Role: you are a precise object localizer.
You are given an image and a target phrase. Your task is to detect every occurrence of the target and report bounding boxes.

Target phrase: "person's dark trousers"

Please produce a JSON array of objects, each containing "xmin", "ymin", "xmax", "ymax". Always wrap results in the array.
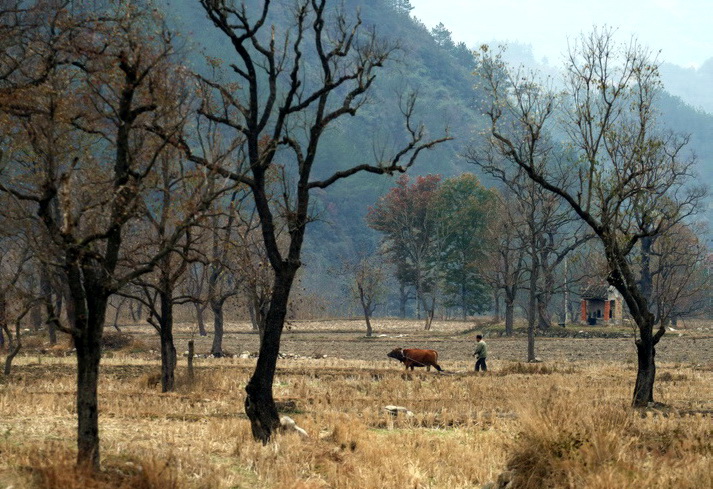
[{"xmin": 475, "ymin": 358, "xmax": 487, "ymax": 372}]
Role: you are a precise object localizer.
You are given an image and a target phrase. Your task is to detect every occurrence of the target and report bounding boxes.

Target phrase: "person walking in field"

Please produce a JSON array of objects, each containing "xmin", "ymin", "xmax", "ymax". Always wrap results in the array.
[{"xmin": 473, "ymin": 334, "xmax": 488, "ymax": 372}]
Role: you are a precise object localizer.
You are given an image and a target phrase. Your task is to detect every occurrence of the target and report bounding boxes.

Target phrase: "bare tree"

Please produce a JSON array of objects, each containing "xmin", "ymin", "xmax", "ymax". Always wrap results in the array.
[
  {"xmin": 185, "ymin": 0, "xmax": 449, "ymax": 442},
  {"xmin": 122, "ymin": 152, "xmax": 219, "ymax": 392},
  {"xmin": 0, "ymin": 2, "xmax": 213, "ymax": 468},
  {"xmin": 647, "ymin": 223, "xmax": 711, "ymax": 327},
  {"xmin": 337, "ymin": 252, "xmax": 387, "ymax": 337},
  {"xmin": 483, "ymin": 193, "xmax": 527, "ymax": 336},
  {"xmin": 477, "ymin": 30, "xmax": 706, "ymax": 406}
]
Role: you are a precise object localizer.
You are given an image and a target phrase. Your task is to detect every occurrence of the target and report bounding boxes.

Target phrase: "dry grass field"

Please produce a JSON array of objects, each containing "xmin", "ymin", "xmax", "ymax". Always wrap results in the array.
[{"xmin": 0, "ymin": 318, "xmax": 711, "ymax": 488}]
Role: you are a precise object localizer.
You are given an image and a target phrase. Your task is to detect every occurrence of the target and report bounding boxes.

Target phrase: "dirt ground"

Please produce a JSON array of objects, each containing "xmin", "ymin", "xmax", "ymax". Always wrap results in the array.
[
  {"xmin": 119, "ymin": 318, "xmax": 713, "ymax": 370},
  {"xmin": 2, "ymin": 318, "xmax": 711, "ymax": 489}
]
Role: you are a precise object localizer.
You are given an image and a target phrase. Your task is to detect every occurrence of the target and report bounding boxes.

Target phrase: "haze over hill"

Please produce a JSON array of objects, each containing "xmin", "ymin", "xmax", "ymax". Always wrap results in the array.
[{"xmin": 164, "ymin": 0, "xmax": 712, "ymax": 312}]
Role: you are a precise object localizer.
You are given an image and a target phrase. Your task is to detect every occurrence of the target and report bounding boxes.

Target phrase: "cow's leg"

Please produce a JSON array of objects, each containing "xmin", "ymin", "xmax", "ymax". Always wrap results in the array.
[{"xmin": 426, "ymin": 365, "xmax": 431, "ymax": 371}]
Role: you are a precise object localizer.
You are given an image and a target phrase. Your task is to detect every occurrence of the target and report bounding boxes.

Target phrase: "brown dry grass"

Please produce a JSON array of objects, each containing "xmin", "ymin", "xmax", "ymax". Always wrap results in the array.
[{"xmin": 0, "ymin": 319, "xmax": 711, "ymax": 488}]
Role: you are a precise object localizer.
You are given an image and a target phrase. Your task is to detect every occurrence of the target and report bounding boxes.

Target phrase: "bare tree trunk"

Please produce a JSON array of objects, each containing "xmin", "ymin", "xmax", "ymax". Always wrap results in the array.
[
  {"xmin": 399, "ymin": 284, "xmax": 409, "ymax": 318},
  {"xmin": 493, "ymin": 289, "xmax": 501, "ymax": 322},
  {"xmin": 363, "ymin": 309, "xmax": 373, "ymax": 337},
  {"xmin": 358, "ymin": 284, "xmax": 373, "ymax": 337},
  {"xmin": 159, "ymin": 291, "xmax": 176, "ymax": 392},
  {"xmin": 194, "ymin": 302, "xmax": 207, "ymax": 336},
  {"xmin": 527, "ymin": 239, "xmax": 538, "ymax": 362},
  {"xmin": 505, "ymin": 297, "xmax": 515, "ymax": 336},
  {"xmin": 248, "ymin": 301, "xmax": 259, "ymax": 331},
  {"xmin": 0, "ymin": 292, "xmax": 6, "ymax": 350},
  {"xmin": 75, "ymin": 332, "xmax": 102, "ymax": 470},
  {"xmin": 3, "ymin": 341, "xmax": 20, "ymax": 375},
  {"xmin": 634, "ymin": 332, "xmax": 656, "ymax": 406},
  {"xmin": 3, "ymin": 312, "xmax": 25, "ymax": 375},
  {"xmin": 423, "ymin": 297, "xmax": 436, "ymax": 330},
  {"xmin": 537, "ymin": 296, "xmax": 551, "ymax": 330},
  {"xmin": 244, "ymin": 270, "xmax": 294, "ymax": 442},
  {"xmin": 210, "ymin": 299, "xmax": 225, "ymax": 357},
  {"xmin": 187, "ymin": 340, "xmax": 195, "ymax": 380},
  {"xmin": 112, "ymin": 298, "xmax": 123, "ymax": 332},
  {"xmin": 3, "ymin": 309, "xmax": 26, "ymax": 376},
  {"xmin": 72, "ymin": 289, "xmax": 106, "ymax": 471}
]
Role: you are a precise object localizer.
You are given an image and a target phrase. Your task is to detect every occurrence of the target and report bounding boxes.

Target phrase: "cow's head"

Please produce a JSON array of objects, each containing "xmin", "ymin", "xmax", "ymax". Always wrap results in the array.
[{"xmin": 387, "ymin": 347, "xmax": 404, "ymax": 361}]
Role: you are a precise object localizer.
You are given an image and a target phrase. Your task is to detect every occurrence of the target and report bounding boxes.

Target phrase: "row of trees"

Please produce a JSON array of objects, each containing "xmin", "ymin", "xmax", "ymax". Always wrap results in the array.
[
  {"xmin": 474, "ymin": 31, "xmax": 710, "ymax": 406},
  {"xmin": 0, "ymin": 0, "xmax": 448, "ymax": 469}
]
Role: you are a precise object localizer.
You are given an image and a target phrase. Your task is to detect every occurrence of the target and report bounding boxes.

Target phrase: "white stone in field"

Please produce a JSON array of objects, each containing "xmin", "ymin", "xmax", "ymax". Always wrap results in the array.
[
  {"xmin": 280, "ymin": 415, "xmax": 308, "ymax": 438},
  {"xmin": 384, "ymin": 405, "xmax": 414, "ymax": 417}
]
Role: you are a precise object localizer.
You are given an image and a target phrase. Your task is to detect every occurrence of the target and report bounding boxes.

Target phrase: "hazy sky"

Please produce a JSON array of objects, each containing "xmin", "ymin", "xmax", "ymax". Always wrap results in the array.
[{"xmin": 410, "ymin": 0, "xmax": 712, "ymax": 68}]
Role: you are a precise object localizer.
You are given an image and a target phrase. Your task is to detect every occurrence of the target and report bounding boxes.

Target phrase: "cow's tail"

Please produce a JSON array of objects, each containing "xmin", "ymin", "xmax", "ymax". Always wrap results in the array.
[{"xmin": 432, "ymin": 351, "xmax": 443, "ymax": 372}]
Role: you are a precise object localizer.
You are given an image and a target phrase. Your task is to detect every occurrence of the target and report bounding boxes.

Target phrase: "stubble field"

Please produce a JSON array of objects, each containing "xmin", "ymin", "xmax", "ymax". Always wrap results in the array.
[{"xmin": 0, "ymin": 318, "xmax": 711, "ymax": 488}]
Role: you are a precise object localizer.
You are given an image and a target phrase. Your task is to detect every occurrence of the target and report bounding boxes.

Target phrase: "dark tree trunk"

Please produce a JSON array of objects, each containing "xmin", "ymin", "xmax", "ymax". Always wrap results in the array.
[
  {"xmin": 3, "ymin": 312, "xmax": 22, "ymax": 375},
  {"xmin": 505, "ymin": 297, "xmax": 514, "ymax": 336},
  {"xmin": 423, "ymin": 297, "xmax": 436, "ymax": 330},
  {"xmin": 48, "ymin": 313, "xmax": 57, "ymax": 345},
  {"xmin": 363, "ymin": 312, "xmax": 373, "ymax": 337},
  {"xmin": 398, "ymin": 284, "xmax": 408, "ymax": 318},
  {"xmin": 493, "ymin": 289, "xmax": 501, "ymax": 322},
  {"xmin": 527, "ymin": 240, "xmax": 538, "ymax": 362},
  {"xmin": 30, "ymin": 302, "xmax": 42, "ymax": 331},
  {"xmin": 210, "ymin": 299, "xmax": 225, "ymax": 357},
  {"xmin": 3, "ymin": 339, "xmax": 20, "ymax": 375},
  {"xmin": 112, "ymin": 299, "xmax": 123, "ymax": 332},
  {"xmin": 194, "ymin": 302, "xmax": 207, "ymax": 336},
  {"xmin": 461, "ymin": 278, "xmax": 467, "ymax": 321},
  {"xmin": 75, "ymin": 332, "xmax": 102, "ymax": 470},
  {"xmin": 358, "ymin": 284, "xmax": 373, "ymax": 337},
  {"xmin": 537, "ymin": 295, "xmax": 551, "ymax": 330},
  {"xmin": 634, "ymin": 333, "xmax": 656, "ymax": 406},
  {"xmin": 129, "ymin": 300, "xmax": 137, "ymax": 322},
  {"xmin": 159, "ymin": 291, "xmax": 176, "ymax": 393},
  {"xmin": 0, "ymin": 292, "xmax": 6, "ymax": 349},
  {"xmin": 248, "ymin": 302, "xmax": 259, "ymax": 331},
  {"xmin": 629, "ymin": 236, "xmax": 658, "ymax": 406},
  {"xmin": 187, "ymin": 340, "xmax": 195, "ymax": 380},
  {"xmin": 73, "ymin": 292, "xmax": 106, "ymax": 471},
  {"xmin": 244, "ymin": 269, "xmax": 294, "ymax": 443}
]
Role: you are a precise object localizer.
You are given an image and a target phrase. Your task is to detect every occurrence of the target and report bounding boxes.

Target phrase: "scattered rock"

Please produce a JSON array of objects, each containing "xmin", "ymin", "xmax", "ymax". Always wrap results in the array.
[
  {"xmin": 280, "ymin": 415, "xmax": 308, "ymax": 438},
  {"xmin": 384, "ymin": 405, "xmax": 414, "ymax": 417}
]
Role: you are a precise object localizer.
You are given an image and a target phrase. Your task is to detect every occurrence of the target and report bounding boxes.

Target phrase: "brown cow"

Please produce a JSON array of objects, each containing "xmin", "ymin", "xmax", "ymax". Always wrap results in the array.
[{"xmin": 387, "ymin": 347, "xmax": 443, "ymax": 372}]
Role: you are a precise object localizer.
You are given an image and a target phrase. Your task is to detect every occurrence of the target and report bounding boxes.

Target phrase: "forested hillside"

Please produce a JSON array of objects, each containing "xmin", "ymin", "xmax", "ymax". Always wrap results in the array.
[{"xmin": 164, "ymin": 0, "xmax": 712, "ymax": 315}]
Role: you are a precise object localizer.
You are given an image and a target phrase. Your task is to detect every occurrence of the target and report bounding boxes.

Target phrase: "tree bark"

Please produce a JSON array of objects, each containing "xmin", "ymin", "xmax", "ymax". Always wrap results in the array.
[
  {"xmin": 634, "ymin": 334, "xmax": 656, "ymax": 406},
  {"xmin": 358, "ymin": 284, "xmax": 373, "ymax": 337},
  {"xmin": 398, "ymin": 284, "xmax": 408, "ymax": 318},
  {"xmin": 493, "ymin": 289, "xmax": 501, "ymax": 322},
  {"xmin": 187, "ymin": 340, "xmax": 195, "ymax": 380},
  {"xmin": 244, "ymin": 270, "xmax": 294, "ymax": 443},
  {"xmin": 210, "ymin": 299, "xmax": 225, "ymax": 357},
  {"xmin": 75, "ymin": 333, "xmax": 102, "ymax": 470},
  {"xmin": 0, "ymin": 292, "xmax": 6, "ymax": 350},
  {"xmin": 194, "ymin": 302, "xmax": 207, "ymax": 336},
  {"xmin": 504, "ymin": 296, "xmax": 514, "ymax": 336},
  {"xmin": 527, "ymin": 237, "xmax": 538, "ymax": 362},
  {"xmin": 3, "ymin": 315, "xmax": 21, "ymax": 376},
  {"xmin": 73, "ymin": 291, "xmax": 106, "ymax": 471},
  {"xmin": 159, "ymin": 291, "xmax": 176, "ymax": 392}
]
